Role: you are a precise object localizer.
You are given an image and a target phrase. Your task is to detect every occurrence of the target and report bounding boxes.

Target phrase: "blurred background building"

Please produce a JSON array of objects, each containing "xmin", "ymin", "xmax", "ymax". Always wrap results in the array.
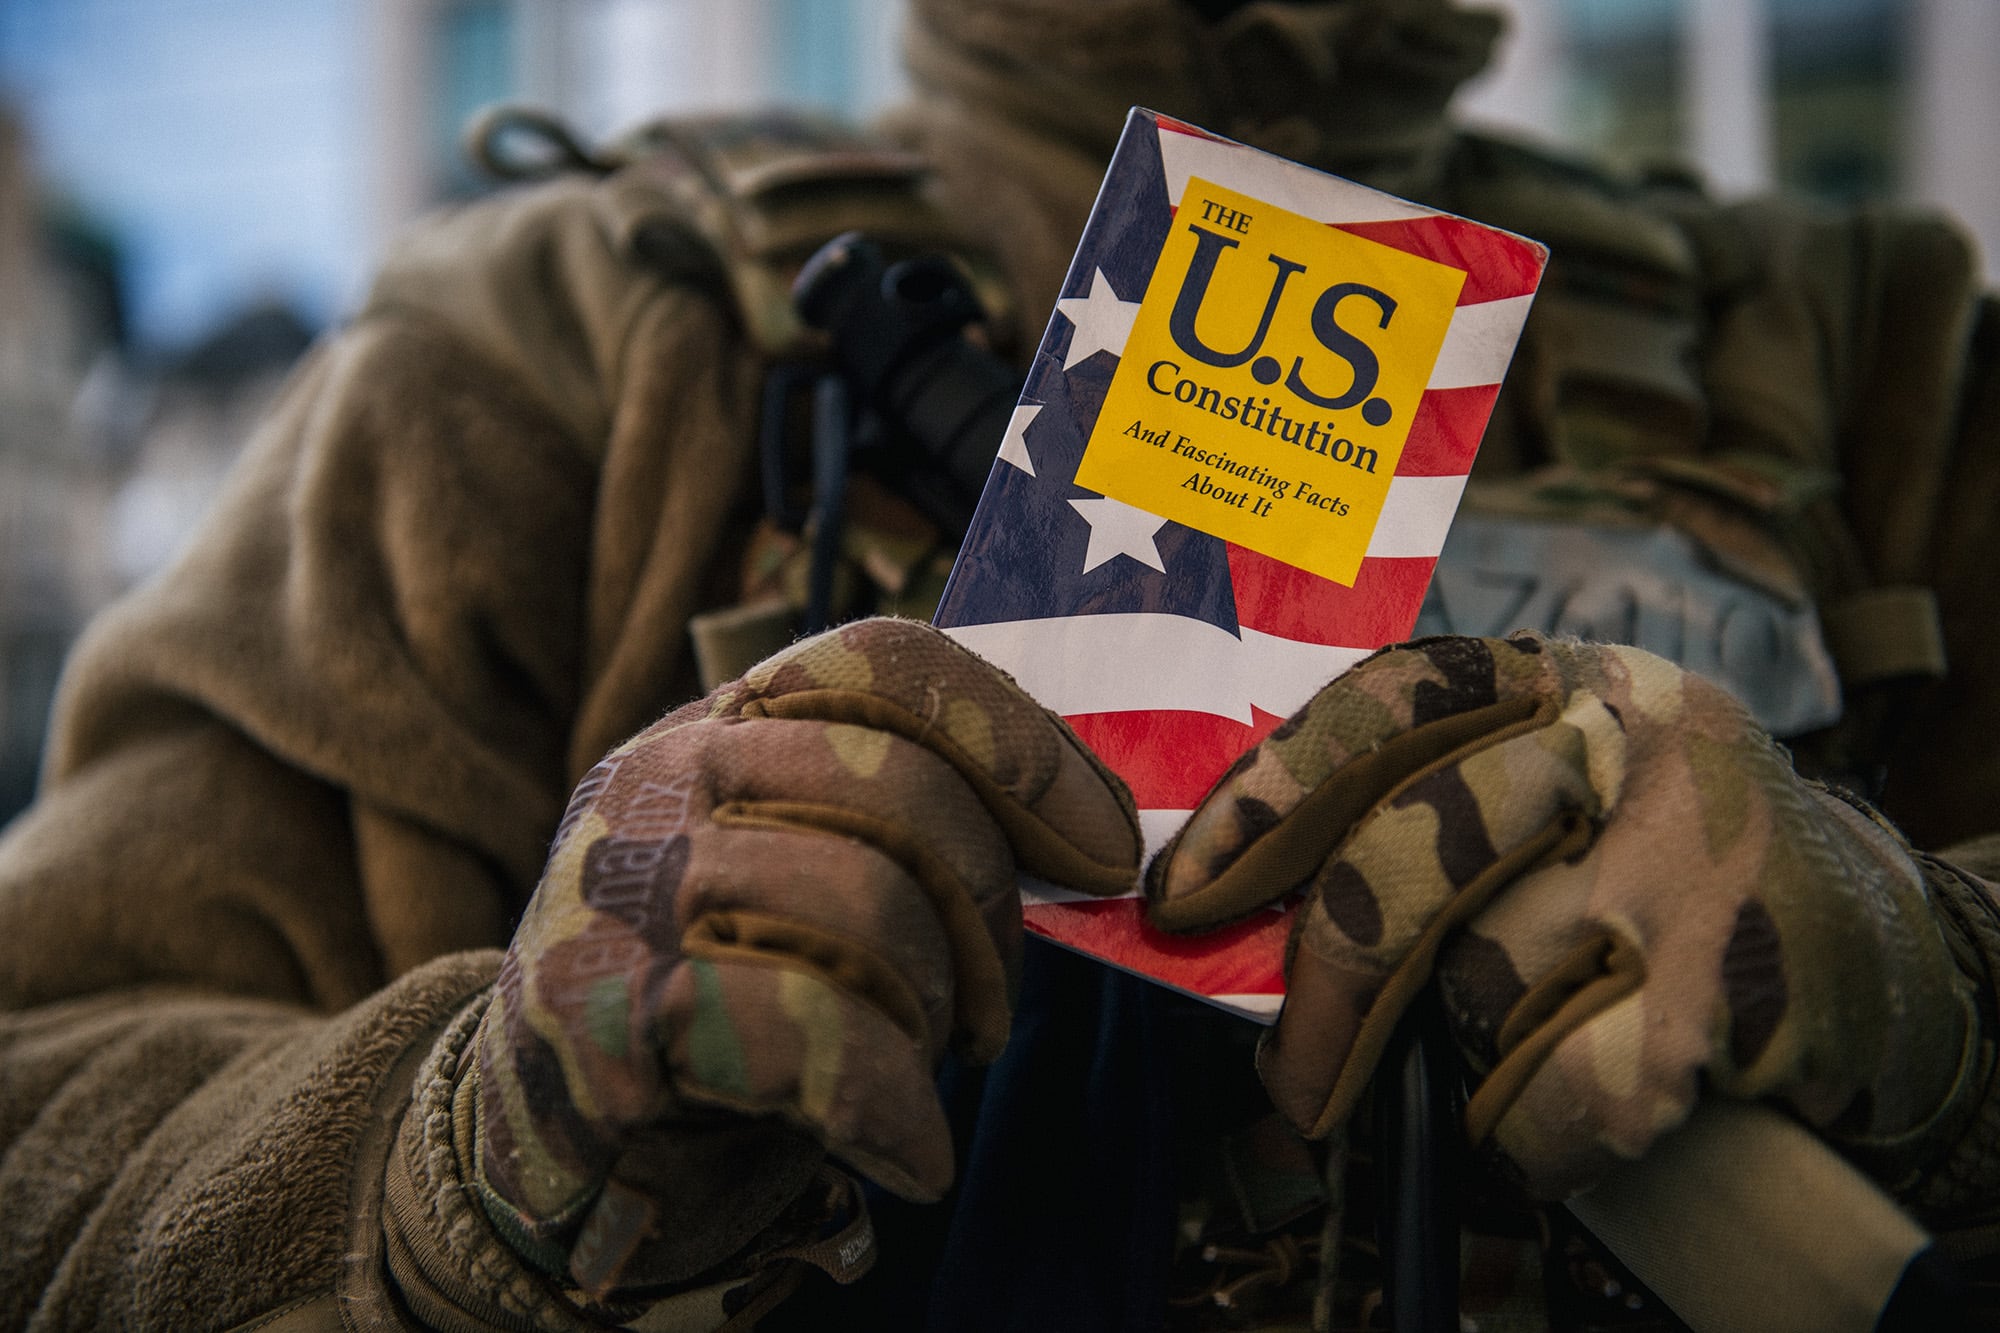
[{"xmin": 0, "ymin": 0, "xmax": 1994, "ymax": 822}]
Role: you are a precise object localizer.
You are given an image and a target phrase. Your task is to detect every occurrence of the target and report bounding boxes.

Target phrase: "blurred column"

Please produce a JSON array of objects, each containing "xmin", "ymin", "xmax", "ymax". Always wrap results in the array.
[
  {"xmin": 849, "ymin": 0, "xmax": 910, "ymax": 119},
  {"xmin": 596, "ymin": 0, "xmax": 781, "ymax": 125},
  {"xmin": 586, "ymin": 0, "xmax": 678, "ymax": 132},
  {"xmin": 1682, "ymin": 0, "xmax": 1772, "ymax": 198},
  {"xmin": 561, "ymin": 0, "xmax": 911, "ymax": 136},
  {"xmin": 514, "ymin": 0, "xmax": 579, "ymax": 115},
  {"xmin": 363, "ymin": 0, "xmax": 439, "ymax": 262},
  {"xmin": 695, "ymin": 0, "xmax": 786, "ymax": 109},
  {"xmin": 1453, "ymin": 0, "xmax": 1574, "ymax": 148},
  {"xmin": 1906, "ymin": 0, "xmax": 2000, "ymax": 284}
]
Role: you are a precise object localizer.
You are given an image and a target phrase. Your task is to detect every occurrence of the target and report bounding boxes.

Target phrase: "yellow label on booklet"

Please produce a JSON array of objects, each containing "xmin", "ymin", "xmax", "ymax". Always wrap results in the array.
[{"xmin": 1073, "ymin": 178, "xmax": 1466, "ymax": 585}]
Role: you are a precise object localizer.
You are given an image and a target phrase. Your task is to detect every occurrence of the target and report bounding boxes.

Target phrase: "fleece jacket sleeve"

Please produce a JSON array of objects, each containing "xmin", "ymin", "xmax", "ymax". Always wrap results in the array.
[{"xmin": 0, "ymin": 165, "xmax": 773, "ymax": 1330}]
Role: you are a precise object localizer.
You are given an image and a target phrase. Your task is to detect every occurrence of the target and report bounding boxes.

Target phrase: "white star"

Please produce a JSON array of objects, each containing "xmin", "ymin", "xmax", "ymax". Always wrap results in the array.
[
  {"xmin": 1068, "ymin": 496, "xmax": 1168, "ymax": 574},
  {"xmin": 997, "ymin": 403, "xmax": 1040, "ymax": 475},
  {"xmin": 1055, "ymin": 269, "xmax": 1142, "ymax": 370}
]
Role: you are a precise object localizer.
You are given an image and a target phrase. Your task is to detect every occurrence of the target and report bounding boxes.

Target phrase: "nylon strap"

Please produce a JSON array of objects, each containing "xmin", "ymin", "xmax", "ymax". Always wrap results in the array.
[
  {"xmin": 611, "ymin": 113, "xmax": 1009, "ymax": 358},
  {"xmin": 223, "ymin": 1295, "xmax": 343, "ymax": 1333},
  {"xmin": 690, "ymin": 601, "xmax": 799, "ymax": 692},
  {"xmin": 1821, "ymin": 585, "xmax": 1949, "ymax": 685},
  {"xmin": 1569, "ymin": 1100, "xmax": 1926, "ymax": 1333}
]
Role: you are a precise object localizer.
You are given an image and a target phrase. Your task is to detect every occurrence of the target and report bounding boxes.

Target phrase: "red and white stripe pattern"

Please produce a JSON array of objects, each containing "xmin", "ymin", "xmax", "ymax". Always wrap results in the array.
[{"xmin": 944, "ymin": 116, "xmax": 1546, "ymax": 1022}]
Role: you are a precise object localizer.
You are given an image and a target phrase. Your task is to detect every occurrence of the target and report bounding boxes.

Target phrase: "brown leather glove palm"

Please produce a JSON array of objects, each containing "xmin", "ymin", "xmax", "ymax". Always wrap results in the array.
[
  {"xmin": 470, "ymin": 618, "xmax": 1139, "ymax": 1294},
  {"xmin": 1149, "ymin": 633, "xmax": 1995, "ymax": 1205}
]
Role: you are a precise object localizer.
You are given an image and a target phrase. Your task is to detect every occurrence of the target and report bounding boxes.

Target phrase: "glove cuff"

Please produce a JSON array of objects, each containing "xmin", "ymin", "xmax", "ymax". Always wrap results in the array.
[
  {"xmin": 398, "ymin": 989, "xmax": 872, "ymax": 1328},
  {"xmin": 1896, "ymin": 853, "xmax": 2000, "ymax": 1226},
  {"xmin": 389, "ymin": 991, "xmax": 606, "ymax": 1330}
]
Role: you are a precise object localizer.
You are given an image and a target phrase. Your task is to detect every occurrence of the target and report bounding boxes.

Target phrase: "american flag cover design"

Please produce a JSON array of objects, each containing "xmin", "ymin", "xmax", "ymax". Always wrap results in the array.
[{"xmin": 934, "ymin": 109, "xmax": 1548, "ymax": 1022}]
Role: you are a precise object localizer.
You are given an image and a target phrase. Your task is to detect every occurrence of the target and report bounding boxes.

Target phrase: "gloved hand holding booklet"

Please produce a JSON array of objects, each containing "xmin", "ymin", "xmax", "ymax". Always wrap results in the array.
[{"xmin": 934, "ymin": 107, "xmax": 1547, "ymax": 1020}]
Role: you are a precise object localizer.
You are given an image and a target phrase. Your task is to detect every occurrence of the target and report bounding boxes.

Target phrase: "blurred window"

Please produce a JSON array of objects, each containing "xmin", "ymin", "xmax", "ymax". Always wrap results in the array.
[
  {"xmin": 1549, "ymin": 0, "xmax": 1907, "ymax": 211},
  {"xmin": 436, "ymin": 1, "xmax": 517, "ymax": 199},
  {"xmin": 1771, "ymin": 0, "xmax": 1901, "ymax": 206},
  {"xmin": 774, "ymin": 0, "xmax": 858, "ymax": 112},
  {"xmin": 1559, "ymin": 0, "xmax": 1684, "ymax": 176}
]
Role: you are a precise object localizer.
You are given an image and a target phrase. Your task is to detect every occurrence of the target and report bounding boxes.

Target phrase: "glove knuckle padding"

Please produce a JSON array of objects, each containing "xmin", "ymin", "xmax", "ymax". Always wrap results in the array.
[
  {"xmin": 673, "ymin": 820, "xmax": 961, "ymax": 1056},
  {"xmin": 659, "ymin": 712, "xmax": 1013, "ymax": 997},
  {"xmin": 719, "ymin": 617, "xmax": 1140, "ymax": 890},
  {"xmin": 1149, "ymin": 635, "xmax": 1568, "ymax": 931},
  {"xmin": 474, "ymin": 618, "xmax": 1143, "ymax": 1278},
  {"xmin": 654, "ymin": 961, "xmax": 954, "ymax": 1201},
  {"xmin": 1154, "ymin": 632, "xmax": 1979, "ymax": 1201},
  {"xmin": 1459, "ymin": 672, "xmax": 1970, "ymax": 1199},
  {"xmin": 1259, "ymin": 655, "xmax": 1615, "ymax": 1138}
]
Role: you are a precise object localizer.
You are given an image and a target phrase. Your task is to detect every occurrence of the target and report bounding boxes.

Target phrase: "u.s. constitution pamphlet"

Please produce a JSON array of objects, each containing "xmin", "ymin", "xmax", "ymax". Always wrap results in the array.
[{"xmin": 935, "ymin": 108, "xmax": 1547, "ymax": 1021}]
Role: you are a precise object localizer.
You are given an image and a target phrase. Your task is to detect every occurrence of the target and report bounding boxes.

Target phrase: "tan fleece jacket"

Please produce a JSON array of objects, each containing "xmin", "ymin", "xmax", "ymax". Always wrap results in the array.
[{"xmin": 0, "ymin": 165, "xmax": 768, "ymax": 1329}]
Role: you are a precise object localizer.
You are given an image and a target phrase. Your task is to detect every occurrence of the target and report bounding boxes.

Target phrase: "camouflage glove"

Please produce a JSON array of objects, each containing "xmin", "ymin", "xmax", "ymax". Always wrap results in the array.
[
  {"xmin": 471, "ymin": 618, "xmax": 1139, "ymax": 1293},
  {"xmin": 1148, "ymin": 632, "xmax": 1988, "ymax": 1202}
]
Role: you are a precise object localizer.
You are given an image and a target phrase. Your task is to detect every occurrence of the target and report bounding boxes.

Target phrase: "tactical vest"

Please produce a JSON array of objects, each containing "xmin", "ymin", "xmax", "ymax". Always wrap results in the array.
[{"xmin": 1425, "ymin": 133, "xmax": 1988, "ymax": 799}]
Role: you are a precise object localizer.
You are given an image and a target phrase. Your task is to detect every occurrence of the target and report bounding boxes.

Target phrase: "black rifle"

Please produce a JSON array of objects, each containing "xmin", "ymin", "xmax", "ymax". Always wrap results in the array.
[{"xmin": 782, "ymin": 232, "xmax": 1022, "ymax": 630}]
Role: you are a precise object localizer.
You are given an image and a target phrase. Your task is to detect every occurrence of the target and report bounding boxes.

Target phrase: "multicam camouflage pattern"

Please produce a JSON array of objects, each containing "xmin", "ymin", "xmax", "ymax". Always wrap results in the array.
[
  {"xmin": 474, "ymin": 617, "xmax": 1138, "ymax": 1290},
  {"xmin": 1148, "ymin": 633, "xmax": 1980, "ymax": 1202}
]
